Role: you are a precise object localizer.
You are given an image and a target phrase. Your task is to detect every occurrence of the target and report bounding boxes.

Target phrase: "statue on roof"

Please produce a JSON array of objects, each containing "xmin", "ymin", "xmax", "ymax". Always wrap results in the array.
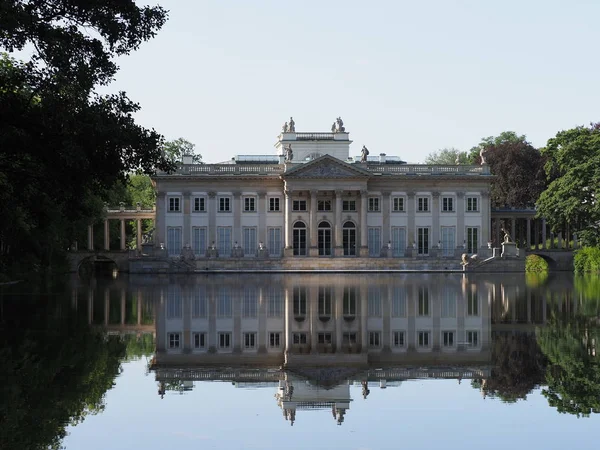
[
  {"xmin": 284, "ymin": 144, "xmax": 293, "ymax": 162},
  {"xmin": 332, "ymin": 117, "xmax": 345, "ymax": 133},
  {"xmin": 282, "ymin": 121, "xmax": 288, "ymax": 133},
  {"xmin": 288, "ymin": 117, "xmax": 295, "ymax": 132},
  {"xmin": 360, "ymin": 145, "xmax": 369, "ymax": 162}
]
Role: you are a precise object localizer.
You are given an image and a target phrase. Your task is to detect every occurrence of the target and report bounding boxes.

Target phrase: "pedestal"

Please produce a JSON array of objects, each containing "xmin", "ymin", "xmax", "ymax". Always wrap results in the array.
[{"xmin": 501, "ymin": 242, "xmax": 518, "ymax": 258}]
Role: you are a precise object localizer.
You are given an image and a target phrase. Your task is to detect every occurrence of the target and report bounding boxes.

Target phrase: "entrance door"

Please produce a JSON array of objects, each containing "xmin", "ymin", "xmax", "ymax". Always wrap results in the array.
[
  {"xmin": 318, "ymin": 221, "xmax": 332, "ymax": 256},
  {"xmin": 441, "ymin": 226, "xmax": 455, "ymax": 257},
  {"xmin": 342, "ymin": 221, "xmax": 356, "ymax": 256},
  {"xmin": 417, "ymin": 227, "xmax": 430, "ymax": 255},
  {"xmin": 293, "ymin": 221, "xmax": 307, "ymax": 256}
]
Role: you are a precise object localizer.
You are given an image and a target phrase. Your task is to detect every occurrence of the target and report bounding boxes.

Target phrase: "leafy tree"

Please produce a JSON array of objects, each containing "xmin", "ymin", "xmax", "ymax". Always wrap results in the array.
[
  {"xmin": 0, "ymin": 2, "xmax": 174, "ymax": 275},
  {"xmin": 536, "ymin": 123, "xmax": 600, "ymax": 246},
  {"xmin": 424, "ymin": 147, "xmax": 468, "ymax": 165},
  {"xmin": 163, "ymin": 137, "xmax": 202, "ymax": 163},
  {"xmin": 468, "ymin": 132, "xmax": 547, "ymax": 209}
]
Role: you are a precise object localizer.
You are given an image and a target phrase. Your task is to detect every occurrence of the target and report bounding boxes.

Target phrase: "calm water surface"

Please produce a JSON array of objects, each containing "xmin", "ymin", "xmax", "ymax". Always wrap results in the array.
[{"xmin": 2, "ymin": 272, "xmax": 600, "ymax": 450}]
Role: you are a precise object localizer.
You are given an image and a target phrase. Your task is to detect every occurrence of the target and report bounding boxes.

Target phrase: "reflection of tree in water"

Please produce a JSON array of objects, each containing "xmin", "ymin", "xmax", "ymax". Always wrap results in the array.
[
  {"xmin": 477, "ymin": 333, "xmax": 547, "ymax": 402},
  {"xmin": 0, "ymin": 292, "xmax": 126, "ymax": 449},
  {"xmin": 537, "ymin": 316, "xmax": 600, "ymax": 417}
]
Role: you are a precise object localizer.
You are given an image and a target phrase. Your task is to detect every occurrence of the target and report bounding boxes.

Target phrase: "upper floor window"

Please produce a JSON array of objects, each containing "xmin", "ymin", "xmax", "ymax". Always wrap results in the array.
[
  {"xmin": 293, "ymin": 200, "xmax": 307, "ymax": 211},
  {"xmin": 417, "ymin": 196, "xmax": 429, "ymax": 212},
  {"xmin": 168, "ymin": 197, "xmax": 180, "ymax": 212},
  {"xmin": 193, "ymin": 197, "xmax": 205, "ymax": 212},
  {"xmin": 219, "ymin": 197, "xmax": 231, "ymax": 212},
  {"xmin": 466, "ymin": 197, "xmax": 479, "ymax": 212},
  {"xmin": 442, "ymin": 197, "xmax": 454, "ymax": 212},
  {"xmin": 343, "ymin": 200, "xmax": 356, "ymax": 211},
  {"xmin": 368, "ymin": 197, "xmax": 380, "ymax": 212},
  {"xmin": 318, "ymin": 200, "xmax": 332, "ymax": 211},
  {"xmin": 269, "ymin": 197, "xmax": 280, "ymax": 212},
  {"xmin": 244, "ymin": 196, "xmax": 256, "ymax": 212},
  {"xmin": 392, "ymin": 197, "xmax": 405, "ymax": 212}
]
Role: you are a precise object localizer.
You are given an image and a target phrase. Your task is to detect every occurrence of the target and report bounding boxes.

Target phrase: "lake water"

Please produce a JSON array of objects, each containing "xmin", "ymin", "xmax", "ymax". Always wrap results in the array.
[{"xmin": 2, "ymin": 272, "xmax": 600, "ymax": 450}]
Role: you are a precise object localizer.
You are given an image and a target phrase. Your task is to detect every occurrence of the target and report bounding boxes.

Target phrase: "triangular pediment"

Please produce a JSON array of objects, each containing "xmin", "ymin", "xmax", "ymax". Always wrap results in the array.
[{"xmin": 283, "ymin": 155, "xmax": 370, "ymax": 179}]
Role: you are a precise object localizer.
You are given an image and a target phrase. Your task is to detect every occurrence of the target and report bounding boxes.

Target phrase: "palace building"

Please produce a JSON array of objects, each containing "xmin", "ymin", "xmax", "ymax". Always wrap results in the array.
[{"xmin": 152, "ymin": 119, "xmax": 493, "ymax": 262}]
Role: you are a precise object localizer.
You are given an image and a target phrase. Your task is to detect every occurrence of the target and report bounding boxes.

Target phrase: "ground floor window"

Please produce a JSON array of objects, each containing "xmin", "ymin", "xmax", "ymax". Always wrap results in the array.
[
  {"xmin": 217, "ymin": 227, "xmax": 232, "ymax": 256},
  {"xmin": 268, "ymin": 227, "xmax": 282, "ymax": 257},
  {"xmin": 192, "ymin": 227, "xmax": 207, "ymax": 256},
  {"xmin": 368, "ymin": 227, "xmax": 381, "ymax": 257},
  {"xmin": 243, "ymin": 227, "xmax": 257, "ymax": 256},
  {"xmin": 466, "ymin": 227, "xmax": 479, "ymax": 254},
  {"xmin": 417, "ymin": 227, "xmax": 430, "ymax": 255},
  {"xmin": 167, "ymin": 227, "xmax": 181, "ymax": 257},
  {"xmin": 441, "ymin": 226, "xmax": 455, "ymax": 257},
  {"xmin": 293, "ymin": 221, "xmax": 307, "ymax": 256},
  {"xmin": 391, "ymin": 226, "xmax": 406, "ymax": 257}
]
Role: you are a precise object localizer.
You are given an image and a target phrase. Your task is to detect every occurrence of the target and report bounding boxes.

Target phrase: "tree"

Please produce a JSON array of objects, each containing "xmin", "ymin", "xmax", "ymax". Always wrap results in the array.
[
  {"xmin": 163, "ymin": 138, "xmax": 202, "ymax": 163},
  {"xmin": 0, "ymin": 2, "xmax": 175, "ymax": 275},
  {"xmin": 468, "ymin": 132, "xmax": 547, "ymax": 209},
  {"xmin": 424, "ymin": 147, "xmax": 468, "ymax": 165},
  {"xmin": 536, "ymin": 123, "xmax": 600, "ymax": 245}
]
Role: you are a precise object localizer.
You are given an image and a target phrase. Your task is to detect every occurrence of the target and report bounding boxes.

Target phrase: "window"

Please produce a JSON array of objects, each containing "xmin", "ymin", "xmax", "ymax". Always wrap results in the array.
[
  {"xmin": 391, "ymin": 227, "xmax": 406, "ymax": 257},
  {"xmin": 318, "ymin": 333, "xmax": 332, "ymax": 344},
  {"xmin": 440, "ymin": 226, "xmax": 455, "ymax": 257},
  {"xmin": 244, "ymin": 332, "xmax": 256, "ymax": 349},
  {"xmin": 441, "ymin": 289, "xmax": 456, "ymax": 318},
  {"xmin": 269, "ymin": 332, "xmax": 281, "ymax": 348},
  {"xmin": 418, "ymin": 331, "xmax": 430, "ymax": 347},
  {"xmin": 167, "ymin": 227, "xmax": 182, "ymax": 257},
  {"xmin": 293, "ymin": 333, "xmax": 307, "ymax": 345},
  {"xmin": 343, "ymin": 287, "xmax": 357, "ymax": 316},
  {"xmin": 343, "ymin": 333, "xmax": 357, "ymax": 345},
  {"xmin": 243, "ymin": 227, "xmax": 257, "ymax": 256},
  {"xmin": 368, "ymin": 197, "xmax": 380, "ymax": 212},
  {"xmin": 418, "ymin": 287, "xmax": 430, "ymax": 316},
  {"xmin": 417, "ymin": 227, "xmax": 429, "ymax": 255},
  {"xmin": 217, "ymin": 227, "xmax": 232, "ymax": 256},
  {"xmin": 318, "ymin": 287, "xmax": 332, "ymax": 317},
  {"xmin": 343, "ymin": 200, "xmax": 356, "ymax": 211},
  {"xmin": 466, "ymin": 227, "xmax": 479, "ymax": 254},
  {"xmin": 219, "ymin": 332, "xmax": 231, "ymax": 349},
  {"xmin": 318, "ymin": 200, "xmax": 332, "ymax": 211},
  {"xmin": 269, "ymin": 197, "xmax": 280, "ymax": 212},
  {"xmin": 219, "ymin": 197, "xmax": 231, "ymax": 212},
  {"xmin": 368, "ymin": 287, "xmax": 382, "ymax": 317},
  {"xmin": 168, "ymin": 333, "xmax": 181, "ymax": 349},
  {"xmin": 443, "ymin": 331, "xmax": 455, "ymax": 347},
  {"xmin": 168, "ymin": 197, "xmax": 180, "ymax": 212},
  {"xmin": 467, "ymin": 331, "xmax": 479, "ymax": 347},
  {"xmin": 193, "ymin": 332, "xmax": 206, "ymax": 349},
  {"xmin": 467, "ymin": 290, "xmax": 479, "ymax": 316},
  {"xmin": 217, "ymin": 287, "xmax": 232, "ymax": 317},
  {"xmin": 466, "ymin": 196, "xmax": 479, "ymax": 212},
  {"xmin": 293, "ymin": 200, "xmax": 307, "ymax": 211},
  {"xmin": 267, "ymin": 287, "xmax": 283, "ymax": 317},
  {"xmin": 242, "ymin": 287, "xmax": 257, "ymax": 317},
  {"xmin": 293, "ymin": 287, "xmax": 307, "ymax": 317},
  {"xmin": 392, "ymin": 287, "xmax": 407, "ymax": 317},
  {"xmin": 442, "ymin": 197, "xmax": 454, "ymax": 212},
  {"xmin": 192, "ymin": 288, "xmax": 207, "ymax": 318},
  {"xmin": 268, "ymin": 227, "xmax": 282, "ymax": 257},
  {"xmin": 243, "ymin": 196, "xmax": 256, "ymax": 212},
  {"xmin": 369, "ymin": 331, "xmax": 381, "ymax": 348},
  {"xmin": 192, "ymin": 227, "xmax": 207, "ymax": 257},
  {"xmin": 393, "ymin": 331, "xmax": 405, "ymax": 348},
  {"xmin": 368, "ymin": 227, "xmax": 381, "ymax": 257},
  {"xmin": 393, "ymin": 197, "xmax": 405, "ymax": 212},
  {"xmin": 417, "ymin": 196, "xmax": 429, "ymax": 212},
  {"xmin": 193, "ymin": 197, "xmax": 205, "ymax": 212},
  {"xmin": 167, "ymin": 287, "xmax": 182, "ymax": 318}
]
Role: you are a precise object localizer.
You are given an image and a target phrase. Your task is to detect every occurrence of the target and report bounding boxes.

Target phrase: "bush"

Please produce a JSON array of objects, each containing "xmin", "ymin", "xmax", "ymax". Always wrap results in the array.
[
  {"xmin": 526, "ymin": 254, "xmax": 549, "ymax": 273},
  {"xmin": 574, "ymin": 247, "xmax": 600, "ymax": 273}
]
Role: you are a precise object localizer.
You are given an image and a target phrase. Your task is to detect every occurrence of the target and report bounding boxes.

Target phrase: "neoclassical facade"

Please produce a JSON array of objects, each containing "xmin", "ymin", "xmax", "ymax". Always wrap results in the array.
[{"xmin": 152, "ymin": 121, "xmax": 493, "ymax": 260}]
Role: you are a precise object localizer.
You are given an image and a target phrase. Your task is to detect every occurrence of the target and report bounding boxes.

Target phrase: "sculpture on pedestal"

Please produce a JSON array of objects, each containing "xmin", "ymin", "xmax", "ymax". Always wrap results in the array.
[{"xmin": 360, "ymin": 145, "xmax": 369, "ymax": 162}]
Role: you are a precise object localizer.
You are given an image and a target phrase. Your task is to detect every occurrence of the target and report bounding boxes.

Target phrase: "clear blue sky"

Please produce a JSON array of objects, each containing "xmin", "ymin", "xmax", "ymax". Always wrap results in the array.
[{"xmin": 105, "ymin": 0, "xmax": 600, "ymax": 163}]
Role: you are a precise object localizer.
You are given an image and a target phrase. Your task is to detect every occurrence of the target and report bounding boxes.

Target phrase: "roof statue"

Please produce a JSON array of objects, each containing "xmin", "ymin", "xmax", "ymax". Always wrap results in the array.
[
  {"xmin": 282, "ymin": 121, "xmax": 288, "ymax": 133},
  {"xmin": 332, "ymin": 116, "xmax": 345, "ymax": 133},
  {"xmin": 288, "ymin": 117, "xmax": 295, "ymax": 132},
  {"xmin": 360, "ymin": 145, "xmax": 369, "ymax": 162},
  {"xmin": 284, "ymin": 144, "xmax": 293, "ymax": 162}
]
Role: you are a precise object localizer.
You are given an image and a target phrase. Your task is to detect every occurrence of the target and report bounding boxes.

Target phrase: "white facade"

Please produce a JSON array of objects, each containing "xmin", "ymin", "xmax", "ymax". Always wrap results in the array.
[{"xmin": 152, "ymin": 123, "xmax": 493, "ymax": 259}]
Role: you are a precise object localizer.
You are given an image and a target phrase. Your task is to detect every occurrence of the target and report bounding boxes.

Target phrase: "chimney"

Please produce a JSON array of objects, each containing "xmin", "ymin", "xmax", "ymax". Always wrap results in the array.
[
  {"xmin": 182, "ymin": 154, "xmax": 193, "ymax": 165},
  {"xmin": 279, "ymin": 154, "xmax": 285, "ymax": 164},
  {"xmin": 379, "ymin": 153, "xmax": 386, "ymax": 163}
]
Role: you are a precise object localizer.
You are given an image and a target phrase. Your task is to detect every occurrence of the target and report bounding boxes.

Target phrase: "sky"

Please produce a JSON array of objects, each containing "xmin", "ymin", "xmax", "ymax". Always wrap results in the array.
[{"xmin": 102, "ymin": 0, "xmax": 600, "ymax": 164}]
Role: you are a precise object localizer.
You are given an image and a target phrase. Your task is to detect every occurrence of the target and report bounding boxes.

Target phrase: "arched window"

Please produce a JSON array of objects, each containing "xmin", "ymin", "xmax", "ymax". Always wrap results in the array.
[
  {"xmin": 293, "ymin": 221, "xmax": 307, "ymax": 256},
  {"xmin": 318, "ymin": 221, "xmax": 332, "ymax": 256}
]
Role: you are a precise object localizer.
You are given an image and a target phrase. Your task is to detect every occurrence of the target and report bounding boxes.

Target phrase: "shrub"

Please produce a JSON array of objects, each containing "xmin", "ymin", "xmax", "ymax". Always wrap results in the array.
[
  {"xmin": 526, "ymin": 254, "xmax": 549, "ymax": 273},
  {"xmin": 574, "ymin": 247, "xmax": 600, "ymax": 273}
]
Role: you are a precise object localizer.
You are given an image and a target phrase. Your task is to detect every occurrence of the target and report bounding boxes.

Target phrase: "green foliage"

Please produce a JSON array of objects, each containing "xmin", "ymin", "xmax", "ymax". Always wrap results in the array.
[
  {"xmin": 163, "ymin": 138, "xmax": 202, "ymax": 163},
  {"xmin": 0, "ymin": 292, "xmax": 126, "ymax": 449},
  {"xmin": 468, "ymin": 131, "xmax": 547, "ymax": 208},
  {"xmin": 0, "ymin": 2, "xmax": 174, "ymax": 275},
  {"xmin": 122, "ymin": 333, "xmax": 155, "ymax": 361},
  {"xmin": 526, "ymin": 255, "xmax": 549, "ymax": 273},
  {"xmin": 574, "ymin": 247, "xmax": 600, "ymax": 273},
  {"xmin": 424, "ymin": 147, "xmax": 468, "ymax": 165},
  {"xmin": 537, "ymin": 124, "xmax": 600, "ymax": 245}
]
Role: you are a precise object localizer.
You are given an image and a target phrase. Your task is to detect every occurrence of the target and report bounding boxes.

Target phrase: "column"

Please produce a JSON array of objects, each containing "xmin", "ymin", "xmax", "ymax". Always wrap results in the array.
[
  {"xmin": 382, "ymin": 191, "xmax": 391, "ymax": 248},
  {"xmin": 360, "ymin": 190, "xmax": 368, "ymax": 256},
  {"xmin": 183, "ymin": 191, "xmax": 191, "ymax": 246},
  {"xmin": 233, "ymin": 192, "xmax": 241, "ymax": 248},
  {"xmin": 155, "ymin": 192, "xmax": 165, "ymax": 247},
  {"xmin": 526, "ymin": 218, "xmax": 531, "ymax": 251},
  {"xmin": 136, "ymin": 219, "xmax": 142, "ymax": 250},
  {"xmin": 360, "ymin": 285, "xmax": 368, "ymax": 352},
  {"xmin": 258, "ymin": 287, "xmax": 267, "ymax": 352},
  {"xmin": 284, "ymin": 287, "xmax": 292, "ymax": 355},
  {"xmin": 407, "ymin": 192, "xmax": 416, "ymax": 253},
  {"xmin": 87, "ymin": 225, "xmax": 94, "ymax": 250},
  {"xmin": 480, "ymin": 191, "xmax": 490, "ymax": 251},
  {"xmin": 87, "ymin": 287, "xmax": 94, "ymax": 325},
  {"xmin": 335, "ymin": 288, "xmax": 343, "ymax": 353},
  {"xmin": 104, "ymin": 219, "xmax": 110, "ymax": 250},
  {"xmin": 104, "ymin": 288, "xmax": 110, "ymax": 325},
  {"xmin": 137, "ymin": 289, "xmax": 143, "ymax": 325},
  {"xmin": 120, "ymin": 219, "xmax": 126, "ymax": 250},
  {"xmin": 121, "ymin": 289, "xmax": 126, "ymax": 325},
  {"xmin": 309, "ymin": 190, "xmax": 318, "ymax": 256},
  {"xmin": 334, "ymin": 190, "xmax": 343, "ymax": 255},
  {"xmin": 542, "ymin": 218, "xmax": 547, "ymax": 249},
  {"xmin": 258, "ymin": 192, "xmax": 267, "ymax": 246},
  {"xmin": 284, "ymin": 190, "xmax": 292, "ymax": 250},
  {"xmin": 456, "ymin": 192, "xmax": 465, "ymax": 250},
  {"xmin": 208, "ymin": 192, "xmax": 217, "ymax": 246},
  {"xmin": 431, "ymin": 192, "xmax": 440, "ymax": 251}
]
